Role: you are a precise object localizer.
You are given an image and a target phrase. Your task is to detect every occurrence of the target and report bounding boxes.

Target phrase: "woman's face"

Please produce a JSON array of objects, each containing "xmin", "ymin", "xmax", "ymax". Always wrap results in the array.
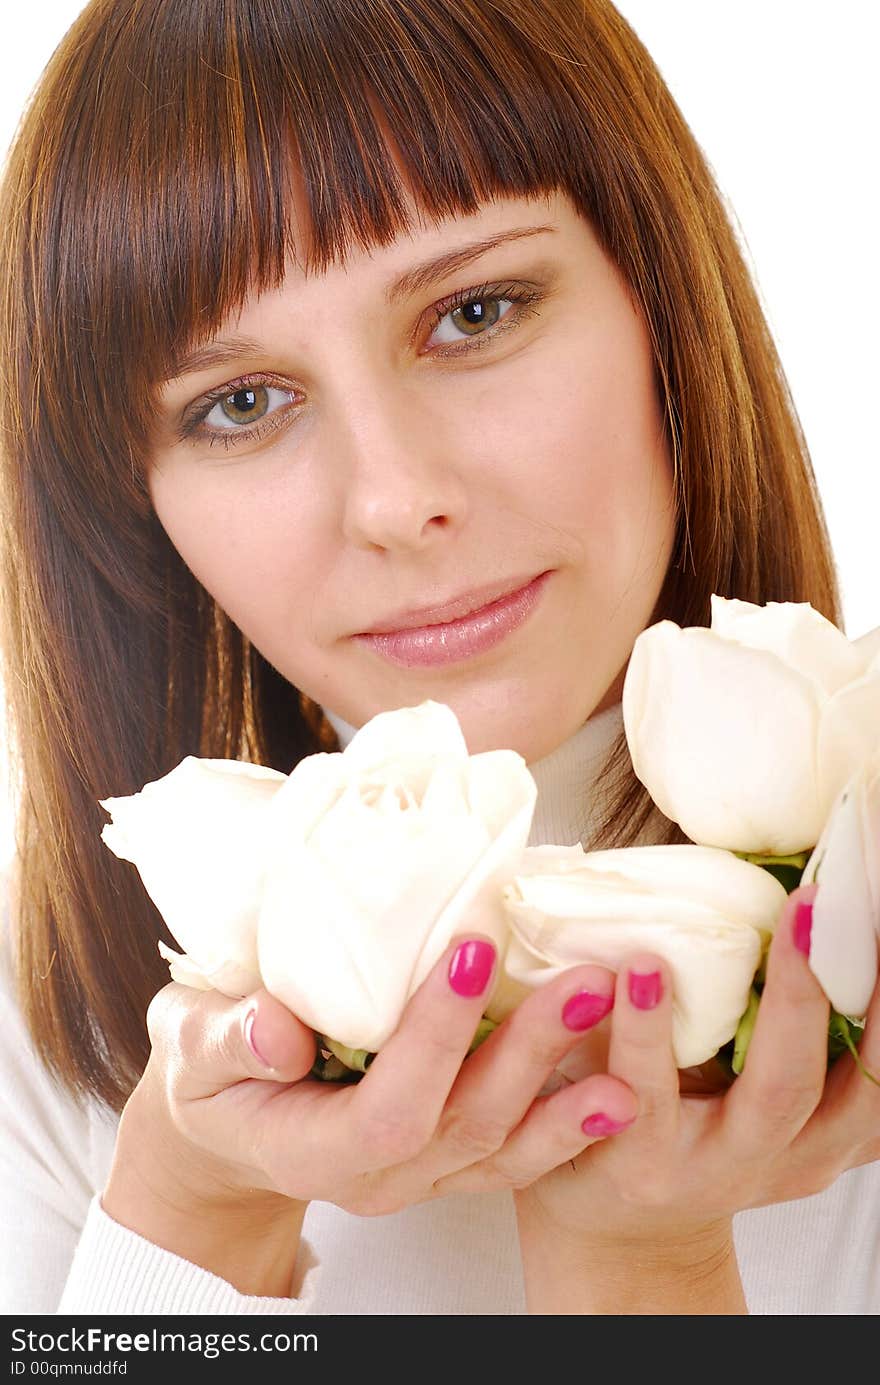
[{"xmin": 150, "ymin": 190, "xmax": 676, "ymax": 761}]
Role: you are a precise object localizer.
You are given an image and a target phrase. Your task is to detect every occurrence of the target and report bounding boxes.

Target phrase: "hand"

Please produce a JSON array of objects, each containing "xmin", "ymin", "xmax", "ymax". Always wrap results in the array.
[
  {"xmin": 515, "ymin": 882, "xmax": 880, "ymax": 1250},
  {"xmin": 104, "ymin": 934, "xmax": 638, "ymax": 1291}
]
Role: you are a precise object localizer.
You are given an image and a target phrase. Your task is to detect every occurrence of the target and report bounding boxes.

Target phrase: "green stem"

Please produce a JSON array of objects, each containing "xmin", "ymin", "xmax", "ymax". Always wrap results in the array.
[
  {"xmin": 468, "ymin": 1015, "xmax": 498, "ymax": 1054},
  {"xmin": 707, "ymin": 851, "xmax": 879, "ymax": 1087},
  {"xmin": 310, "ymin": 1015, "xmax": 499, "ymax": 1083},
  {"xmin": 731, "ymin": 987, "xmax": 761, "ymax": 1074},
  {"xmin": 309, "ymin": 1051, "xmax": 354, "ymax": 1082},
  {"xmin": 828, "ymin": 1012, "xmax": 879, "ymax": 1086},
  {"xmin": 322, "ymin": 1036, "xmax": 374, "ymax": 1073},
  {"xmin": 726, "ymin": 994, "xmax": 877, "ymax": 1085},
  {"xmin": 733, "ymin": 850, "xmax": 810, "ymax": 870}
]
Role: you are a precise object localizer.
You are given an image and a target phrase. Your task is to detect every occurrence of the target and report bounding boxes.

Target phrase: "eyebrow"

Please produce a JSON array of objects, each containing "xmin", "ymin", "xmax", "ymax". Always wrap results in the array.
[
  {"xmin": 384, "ymin": 223, "xmax": 556, "ymax": 305},
  {"xmin": 165, "ymin": 224, "xmax": 556, "ymax": 382}
]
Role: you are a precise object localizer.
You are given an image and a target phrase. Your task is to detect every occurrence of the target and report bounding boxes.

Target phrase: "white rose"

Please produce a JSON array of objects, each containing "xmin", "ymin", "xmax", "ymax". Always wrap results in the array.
[
  {"xmin": 257, "ymin": 701, "xmax": 537, "ymax": 1052},
  {"xmin": 622, "ymin": 595, "xmax": 880, "ymax": 854},
  {"xmin": 100, "ymin": 757, "xmax": 287, "ymax": 995},
  {"xmin": 497, "ymin": 843, "xmax": 788, "ymax": 1067},
  {"xmin": 801, "ymin": 756, "xmax": 880, "ymax": 1017}
]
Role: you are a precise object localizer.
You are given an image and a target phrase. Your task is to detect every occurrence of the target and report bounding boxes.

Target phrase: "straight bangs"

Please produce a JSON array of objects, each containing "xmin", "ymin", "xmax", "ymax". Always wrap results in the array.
[{"xmin": 27, "ymin": 0, "xmax": 625, "ymax": 490}]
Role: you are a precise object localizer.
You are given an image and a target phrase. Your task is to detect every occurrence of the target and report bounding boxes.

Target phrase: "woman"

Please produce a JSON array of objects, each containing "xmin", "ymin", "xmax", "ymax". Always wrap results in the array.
[{"xmin": 0, "ymin": 0, "xmax": 877, "ymax": 1314}]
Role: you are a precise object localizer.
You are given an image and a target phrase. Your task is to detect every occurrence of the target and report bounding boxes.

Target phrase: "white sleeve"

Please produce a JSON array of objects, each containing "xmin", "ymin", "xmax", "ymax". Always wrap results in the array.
[
  {"xmin": 0, "ymin": 907, "xmax": 99, "ymax": 1312},
  {"xmin": 0, "ymin": 874, "xmax": 321, "ymax": 1316},
  {"xmin": 58, "ymin": 1197, "xmax": 320, "ymax": 1315}
]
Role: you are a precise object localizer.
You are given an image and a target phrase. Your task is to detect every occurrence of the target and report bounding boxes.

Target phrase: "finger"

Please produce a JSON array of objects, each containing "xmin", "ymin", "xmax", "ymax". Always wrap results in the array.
[
  {"xmin": 434, "ymin": 1072, "xmax": 638, "ymax": 1196},
  {"xmin": 146, "ymin": 982, "xmax": 317, "ymax": 1101},
  {"xmin": 810, "ymin": 947, "xmax": 880, "ymax": 1151},
  {"xmin": 347, "ymin": 935, "xmax": 499, "ymax": 1170},
  {"xmin": 605, "ymin": 952, "xmax": 679, "ymax": 1144},
  {"xmin": 722, "ymin": 885, "xmax": 827, "ymax": 1156},
  {"xmin": 386, "ymin": 962, "xmax": 616, "ymax": 1187},
  {"xmin": 824, "ymin": 966, "xmax": 880, "ymax": 1104}
]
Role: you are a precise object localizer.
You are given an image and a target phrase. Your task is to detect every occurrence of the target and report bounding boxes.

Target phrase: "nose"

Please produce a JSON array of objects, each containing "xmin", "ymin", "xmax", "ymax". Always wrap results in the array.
[{"xmin": 336, "ymin": 391, "xmax": 467, "ymax": 552}]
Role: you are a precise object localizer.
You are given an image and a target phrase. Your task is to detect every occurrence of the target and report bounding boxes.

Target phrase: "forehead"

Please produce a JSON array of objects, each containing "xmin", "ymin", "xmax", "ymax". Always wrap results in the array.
[
  {"xmin": 284, "ymin": 178, "xmax": 567, "ymax": 283},
  {"xmin": 164, "ymin": 189, "xmax": 573, "ymax": 377}
]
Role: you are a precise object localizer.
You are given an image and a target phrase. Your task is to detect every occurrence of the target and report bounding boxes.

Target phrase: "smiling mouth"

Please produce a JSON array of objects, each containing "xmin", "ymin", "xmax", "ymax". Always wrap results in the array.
[
  {"xmin": 353, "ymin": 571, "xmax": 552, "ymax": 669},
  {"xmin": 360, "ymin": 572, "xmax": 549, "ymax": 634}
]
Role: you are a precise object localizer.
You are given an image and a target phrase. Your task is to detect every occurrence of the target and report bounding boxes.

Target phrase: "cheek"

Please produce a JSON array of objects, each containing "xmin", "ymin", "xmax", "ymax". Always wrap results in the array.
[
  {"xmin": 148, "ymin": 467, "xmax": 323, "ymax": 648},
  {"xmin": 485, "ymin": 309, "xmax": 674, "ymax": 571}
]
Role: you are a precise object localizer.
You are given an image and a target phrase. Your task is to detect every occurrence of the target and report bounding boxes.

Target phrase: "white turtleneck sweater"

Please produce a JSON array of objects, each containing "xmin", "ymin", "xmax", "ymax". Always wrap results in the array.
[{"xmin": 1, "ymin": 703, "xmax": 878, "ymax": 1315}]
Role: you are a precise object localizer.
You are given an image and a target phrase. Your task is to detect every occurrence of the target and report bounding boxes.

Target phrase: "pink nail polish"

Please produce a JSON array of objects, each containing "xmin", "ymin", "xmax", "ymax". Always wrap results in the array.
[
  {"xmin": 448, "ymin": 940, "xmax": 496, "ymax": 997},
  {"xmin": 793, "ymin": 899, "xmax": 813, "ymax": 956},
  {"xmin": 628, "ymin": 970, "xmax": 662, "ymax": 1010},
  {"xmin": 562, "ymin": 990, "xmax": 614, "ymax": 1031},
  {"xmin": 581, "ymin": 1112, "xmax": 634, "ymax": 1137}
]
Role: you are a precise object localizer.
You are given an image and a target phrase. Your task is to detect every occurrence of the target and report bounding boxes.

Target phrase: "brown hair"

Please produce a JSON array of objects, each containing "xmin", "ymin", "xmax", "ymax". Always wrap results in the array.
[{"xmin": 0, "ymin": 0, "xmax": 841, "ymax": 1112}]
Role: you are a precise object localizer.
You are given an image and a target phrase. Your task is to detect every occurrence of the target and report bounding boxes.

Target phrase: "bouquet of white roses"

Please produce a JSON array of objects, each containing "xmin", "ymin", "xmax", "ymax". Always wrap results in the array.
[
  {"xmin": 100, "ymin": 701, "xmax": 537, "ymax": 1076},
  {"xmin": 634, "ymin": 596, "xmax": 880, "ymax": 1074},
  {"xmin": 99, "ymin": 596, "xmax": 880, "ymax": 1083},
  {"xmin": 498, "ymin": 596, "xmax": 880, "ymax": 1080}
]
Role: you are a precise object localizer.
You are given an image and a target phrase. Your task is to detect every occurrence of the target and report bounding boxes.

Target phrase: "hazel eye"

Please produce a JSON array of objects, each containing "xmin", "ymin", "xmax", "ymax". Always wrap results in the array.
[
  {"xmin": 432, "ymin": 296, "xmax": 510, "ymax": 344},
  {"xmin": 206, "ymin": 384, "xmax": 294, "ymax": 430}
]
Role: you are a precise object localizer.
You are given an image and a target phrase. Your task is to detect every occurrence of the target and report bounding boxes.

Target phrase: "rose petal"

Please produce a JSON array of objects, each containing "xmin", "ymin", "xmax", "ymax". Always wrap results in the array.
[
  {"xmin": 501, "ymin": 845, "xmax": 784, "ymax": 1066},
  {"xmin": 503, "ymin": 917, "xmax": 761, "ymax": 1068},
  {"xmin": 407, "ymin": 760, "xmax": 537, "ymax": 1001},
  {"xmin": 709, "ymin": 595, "xmax": 864, "ymax": 697},
  {"xmin": 259, "ymin": 848, "xmax": 407, "ymax": 1050},
  {"xmin": 802, "ymin": 761, "xmax": 880, "ymax": 1016},
  {"xmin": 623, "ymin": 621, "xmax": 826, "ymax": 852},
  {"xmin": 852, "ymin": 623, "xmax": 880, "ymax": 672},
  {"xmin": 100, "ymin": 756, "xmax": 285, "ymax": 980},
  {"xmin": 258, "ymin": 721, "xmax": 535, "ymax": 1050},
  {"xmin": 157, "ymin": 939, "xmax": 262, "ymax": 997},
  {"xmin": 343, "ymin": 701, "xmax": 468, "ymax": 768},
  {"xmin": 817, "ymin": 674, "xmax": 880, "ymax": 819},
  {"xmin": 512, "ymin": 845, "xmax": 786, "ymax": 940}
]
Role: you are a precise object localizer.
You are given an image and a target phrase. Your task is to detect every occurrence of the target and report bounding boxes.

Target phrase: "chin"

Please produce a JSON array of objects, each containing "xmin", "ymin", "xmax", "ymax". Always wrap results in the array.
[
  {"xmin": 317, "ymin": 665, "xmax": 620, "ymax": 764},
  {"xmin": 441, "ymin": 699, "xmax": 584, "ymax": 763}
]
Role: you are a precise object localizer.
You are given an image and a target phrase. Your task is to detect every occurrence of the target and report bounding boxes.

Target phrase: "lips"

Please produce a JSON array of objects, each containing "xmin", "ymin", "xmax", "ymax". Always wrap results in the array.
[
  {"xmin": 353, "ymin": 572, "xmax": 552, "ymax": 670},
  {"xmin": 358, "ymin": 573, "xmax": 548, "ymax": 636}
]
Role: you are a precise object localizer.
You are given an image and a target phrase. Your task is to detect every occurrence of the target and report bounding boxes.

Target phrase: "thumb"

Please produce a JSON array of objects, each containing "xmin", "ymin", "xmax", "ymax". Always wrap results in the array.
[
  {"xmin": 239, "ymin": 987, "xmax": 318, "ymax": 1081},
  {"xmin": 146, "ymin": 980, "xmax": 317, "ymax": 1098}
]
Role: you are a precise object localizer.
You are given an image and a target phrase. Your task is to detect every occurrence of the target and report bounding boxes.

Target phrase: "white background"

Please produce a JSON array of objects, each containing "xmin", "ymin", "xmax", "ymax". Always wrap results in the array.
[{"xmin": 1, "ymin": 2, "xmax": 877, "ymax": 863}]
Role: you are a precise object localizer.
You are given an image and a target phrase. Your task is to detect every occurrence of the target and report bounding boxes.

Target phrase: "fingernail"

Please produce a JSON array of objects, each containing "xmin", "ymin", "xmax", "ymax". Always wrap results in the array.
[
  {"xmin": 793, "ymin": 898, "xmax": 813, "ymax": 956},
  {"xmin": 581, "ymin": 1112, "xmax": 635, "ymax": 1137},
  {"xmin": 448, "ymin": 940, "xmax": 496, "ymax": 997},
  {"xmin": 243, "ymin": 1007, "xmax": 273, "ymax": 1068},
  {"xmin": 562, "ymin": 989, "xmax": 614, "ymax": 1031},
  {"xmin": 628, "ymin": 970, "xmax": 662, "ymax": 1010}
]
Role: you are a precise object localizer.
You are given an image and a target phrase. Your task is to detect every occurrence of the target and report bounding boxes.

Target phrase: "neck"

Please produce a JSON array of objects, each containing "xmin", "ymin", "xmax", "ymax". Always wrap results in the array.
[{"xmin": 527, "ymin": 703, "xmax": 623, "ymax": 846}]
